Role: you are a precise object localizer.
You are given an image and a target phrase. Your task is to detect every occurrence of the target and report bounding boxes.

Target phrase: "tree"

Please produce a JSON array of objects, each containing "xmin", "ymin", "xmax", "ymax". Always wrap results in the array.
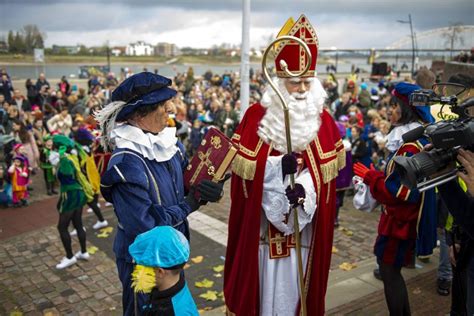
[
  {"xmin": 23, "ymin": 24, "xmax": 45, "ymax": 53},
  {"xmin": 14, "ymin": 31, "xmax": 25, "ymax": 53},
  {"xmin": 7, "ymin": 31, "xmax": 15, "ymax": 53}
]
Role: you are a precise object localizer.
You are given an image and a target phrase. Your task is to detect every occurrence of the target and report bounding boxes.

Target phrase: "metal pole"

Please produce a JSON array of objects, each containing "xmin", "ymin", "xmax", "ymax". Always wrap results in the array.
[
  {"xmin": 409, "ymin": 14, "xmax": 415, "ymax": 77},
  {"xmin": 240, "ymin": 0, "xmax": 250, "ymax": 120},
  {"xmin": 262, "ymin": 35, "xmax": 312, "ymax": 316}
]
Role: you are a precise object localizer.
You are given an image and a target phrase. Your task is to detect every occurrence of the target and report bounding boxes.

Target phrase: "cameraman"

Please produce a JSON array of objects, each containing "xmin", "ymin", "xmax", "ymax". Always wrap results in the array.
[
  {"xmin": 435, "ymin": 74, "xmax": 474, "ymax": 316},
  {"xmin": 437, "ymin": 149, "xmax": 474, "ymax": 316}
]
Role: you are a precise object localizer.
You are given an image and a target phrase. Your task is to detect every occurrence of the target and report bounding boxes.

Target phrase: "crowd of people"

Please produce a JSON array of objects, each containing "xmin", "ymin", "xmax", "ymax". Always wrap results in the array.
[{"xmin": 1, "ymin": 34, "xmax": 473, "ymax": 314}]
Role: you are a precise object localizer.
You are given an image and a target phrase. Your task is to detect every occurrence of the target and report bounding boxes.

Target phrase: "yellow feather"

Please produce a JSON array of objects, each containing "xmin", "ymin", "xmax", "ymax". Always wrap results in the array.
[{"xmin": 131, "ymin": 265, "xmax": 156, "ymax": 294}]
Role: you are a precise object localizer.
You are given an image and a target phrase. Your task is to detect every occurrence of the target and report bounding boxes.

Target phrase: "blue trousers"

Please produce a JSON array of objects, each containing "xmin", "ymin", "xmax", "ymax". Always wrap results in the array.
[
  {"xmin": 437, "ymin": 228, "xmax": 452, "ymax": 281},
  {"xmin": 116, "ymin": 258, "xmax": 147, "ymax": 316}
]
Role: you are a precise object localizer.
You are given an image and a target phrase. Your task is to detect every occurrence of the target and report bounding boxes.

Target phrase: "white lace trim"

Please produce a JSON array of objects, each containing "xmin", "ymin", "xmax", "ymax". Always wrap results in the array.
[
  {"xmin": 111, "ymin": 124, "xmax": 179, "ymax": 162},
  {"xmin": 385, "ymin": 122, "xmax": 422, "ymax": 153},
  {"xmin": 262, "ymin": 156, "xmax": 317, "ymax": 236},
  {"xmin": 257, "ymin": 77, "xmax": 326, "ymax": 153}
]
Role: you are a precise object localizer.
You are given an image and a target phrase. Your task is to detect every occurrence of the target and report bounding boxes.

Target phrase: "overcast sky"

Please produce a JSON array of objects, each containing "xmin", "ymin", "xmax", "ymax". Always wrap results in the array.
[{"xmin": 0, "ymin": 0, "xmax": 473, "ymax": 49}]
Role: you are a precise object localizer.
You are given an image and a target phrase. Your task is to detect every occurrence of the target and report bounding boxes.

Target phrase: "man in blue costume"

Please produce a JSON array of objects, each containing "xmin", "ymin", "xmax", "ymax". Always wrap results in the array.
[{"xmin": 96, "ymin": 72, "xmax": 224, "ymax": 315}]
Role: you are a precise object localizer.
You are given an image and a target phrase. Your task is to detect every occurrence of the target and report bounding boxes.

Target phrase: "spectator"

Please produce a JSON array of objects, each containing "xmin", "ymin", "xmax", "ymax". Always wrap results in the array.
[
  {"xmin": 0, "ymin": 73, "xmax": 13, "ymax": 103},
  {"xmin": 47, "ymin": 106, "xmax": 73, "ymax": 135},
  {"xmin": 11, "ymin": 119, "xmax": 40, "ymax": 171},
  {"xmin": 35, "ymin": 73, "xmax": 50, "ymax": 93}
]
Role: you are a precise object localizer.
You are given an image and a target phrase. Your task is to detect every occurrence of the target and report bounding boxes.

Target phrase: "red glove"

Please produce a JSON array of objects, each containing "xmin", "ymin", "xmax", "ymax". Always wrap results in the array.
[{"xmin": 353, "ymin": 163, "xmax": 376, "ymax": 181}]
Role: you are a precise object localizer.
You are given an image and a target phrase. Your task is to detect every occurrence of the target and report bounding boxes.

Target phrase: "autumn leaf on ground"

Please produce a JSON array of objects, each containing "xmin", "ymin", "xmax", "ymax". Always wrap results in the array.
[
  {"xmin": 199, "ymin": 290, "xmax": 218, "ymax": 301},
  {"xmin": 100, "ymin": 227, "xmax": 113, "ymax": 234},
  {"xmin": 87, "ymin": 246, "xmax": 99, "ymax": 254},
  {"xmin": 191, "ymin": 256, "xmax": 204, "ymax": 264},
  {"xmin": 213, "ymin": 265, "xmax": 224, "ymax": 272},
  {"xmin": 198, "ymin": 307, "xmax": 213, "ymax": 314},
  {"xmin": 412, "ymin": 287, "xmax": 422, "ymax": 295},
  {"xmin": 195, "ymin": 278, "xmax": 214, "ymax": 288},
  {"xmin": 183, "ymin": 263, "xmax": 191, "ymax": 270},
  {"xmin": 332, "ymin": 246, "xmax": 338, "ymax": 253},
  {"xmin": 217, "ymin": 291, "xmax": 224, "ymax": 298},
  {"xmin": 10, "ymin": 311, "xmax": 23, "ymax": 316},
  {"xmin": 338, "ymin": 227, "xmax": 353, "ymax": 236},
  {"xmin": 213, "ymin": 273, "xmax": 222, "ymax": 278},
  {"xmin": 97, "ymin": 231, "xmax": 110, "ymax": 238},
  {"xmin": 339, "ymin": 262, "xmax": 357, "ymax": 271}
]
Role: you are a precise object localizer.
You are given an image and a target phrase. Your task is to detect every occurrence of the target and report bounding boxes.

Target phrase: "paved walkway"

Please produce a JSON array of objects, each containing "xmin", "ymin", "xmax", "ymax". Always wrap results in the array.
[{"xmin": 0, "ymin": 178, "xmax": 451, "ymax": 315}]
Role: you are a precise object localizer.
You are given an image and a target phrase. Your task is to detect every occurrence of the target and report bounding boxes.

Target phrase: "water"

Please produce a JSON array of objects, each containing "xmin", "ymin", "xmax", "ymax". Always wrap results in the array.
[{"xmin": 1, "ymin": 57, "xmax": 433, "ymax": 80}]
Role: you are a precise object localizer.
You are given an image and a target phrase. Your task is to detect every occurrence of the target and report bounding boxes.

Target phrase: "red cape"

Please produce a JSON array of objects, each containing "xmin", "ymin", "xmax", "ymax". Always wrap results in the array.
[{"xmin": 224, "ymin": 103, "xmax": 345, "ymax": 316}]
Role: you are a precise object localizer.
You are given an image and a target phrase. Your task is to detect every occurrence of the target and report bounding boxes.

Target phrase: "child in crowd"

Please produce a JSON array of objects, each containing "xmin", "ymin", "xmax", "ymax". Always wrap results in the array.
[
  {"xmin": 8, "ymin": 155, "xmax": 29, "ymax": 207},
  {"xmin": 129, "ymin": 226, "xmax": 199, "ymax": 315},
  {"xmin": 40, "ymin": 135, "xmax": 58, "ymax": 195}
]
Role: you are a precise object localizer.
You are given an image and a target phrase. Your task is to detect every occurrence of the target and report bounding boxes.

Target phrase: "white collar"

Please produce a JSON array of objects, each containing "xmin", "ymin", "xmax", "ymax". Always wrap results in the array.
[
  {"xmin": 111, "ymin": 124, "xmax": 179, "ymax": 162},
  {"xmin": 386, "ymin": 122, "xmax": 422, "ymax": 153}
]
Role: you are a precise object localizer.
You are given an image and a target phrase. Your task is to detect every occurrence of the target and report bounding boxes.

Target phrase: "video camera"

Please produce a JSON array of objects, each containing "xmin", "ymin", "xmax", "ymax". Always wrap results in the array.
[{"xmin": 393, "ymin": 83, "xmax": 474, "ymax": 192}]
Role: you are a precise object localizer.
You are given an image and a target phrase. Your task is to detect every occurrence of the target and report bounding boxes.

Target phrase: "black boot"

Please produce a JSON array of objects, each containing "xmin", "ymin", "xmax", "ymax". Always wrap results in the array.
[
  {"xmin": 46, "ymin": 182, "xmax": 53, "ymax": 196},
  {"xmin": 51, "ymin": 183, "xmax": 58, "ymax": 195}
]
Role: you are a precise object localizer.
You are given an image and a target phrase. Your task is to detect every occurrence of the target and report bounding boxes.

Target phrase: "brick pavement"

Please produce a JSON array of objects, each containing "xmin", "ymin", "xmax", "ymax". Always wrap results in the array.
[
  {"xmin": 327, "ymin": 269, "xmax": 451, "ymax": 316},
  {"xmin": 0, "ymin": 174, "xmax": 448, "ymax": 315}
]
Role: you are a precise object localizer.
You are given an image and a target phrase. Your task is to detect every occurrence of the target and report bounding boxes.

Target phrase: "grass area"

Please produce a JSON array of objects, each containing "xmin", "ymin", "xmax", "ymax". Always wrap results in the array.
[{"xmin": 0, "ymin": 54, "xmax": 263, "ymax": 65}]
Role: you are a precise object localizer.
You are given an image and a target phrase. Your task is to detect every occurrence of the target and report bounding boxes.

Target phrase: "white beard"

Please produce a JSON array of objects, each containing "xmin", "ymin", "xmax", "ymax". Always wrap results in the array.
[{"xmin": 257, "ymin": 77, "xmax": 326, "ymax": 153}]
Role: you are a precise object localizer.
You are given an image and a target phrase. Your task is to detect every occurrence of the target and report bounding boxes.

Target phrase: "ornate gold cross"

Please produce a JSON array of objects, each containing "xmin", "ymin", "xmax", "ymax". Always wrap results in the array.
[{"xmin": 190, "ymin": 148, "xmax": 215, "ymax": 184}]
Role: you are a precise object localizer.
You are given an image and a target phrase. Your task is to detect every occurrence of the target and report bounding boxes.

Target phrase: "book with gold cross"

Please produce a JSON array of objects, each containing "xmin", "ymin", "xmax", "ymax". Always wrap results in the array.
[{"xmin": 184, "ymin": 127, "xmax": 238, "ymax": 194}]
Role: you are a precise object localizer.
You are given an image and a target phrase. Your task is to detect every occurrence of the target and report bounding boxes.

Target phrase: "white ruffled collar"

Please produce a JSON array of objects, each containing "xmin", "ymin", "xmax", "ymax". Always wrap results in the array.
[
  {"xmin": 386, "ymin": 122, "xmax": 422, "ymax": 153},
  {"xmin": 111, "ymin": 124, "xmax": 179, "ymax": 162}
]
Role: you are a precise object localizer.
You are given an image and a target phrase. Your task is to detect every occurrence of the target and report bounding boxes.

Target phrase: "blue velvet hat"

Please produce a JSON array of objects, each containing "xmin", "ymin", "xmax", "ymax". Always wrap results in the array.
[
  {"xmin": 112, "ymin": 72, "xmax": 177, "ymax": 121},
  {"xmin": 393, "ymin": 82, "xmax": 435, "ymax": 124},
  {"xmin": 129, "ymin": 226, "xmax": 189, "ymax": 269}
]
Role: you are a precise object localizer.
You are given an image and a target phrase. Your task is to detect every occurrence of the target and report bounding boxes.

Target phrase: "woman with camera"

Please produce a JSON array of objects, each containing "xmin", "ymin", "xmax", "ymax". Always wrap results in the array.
[{"xmin": 354, "ymin": 82, "xmax": 437, "ymax": 315}]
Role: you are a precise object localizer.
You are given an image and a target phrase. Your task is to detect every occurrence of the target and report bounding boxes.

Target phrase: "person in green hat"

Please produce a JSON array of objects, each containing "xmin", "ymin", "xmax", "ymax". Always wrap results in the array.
[
  {"xmin": 52, "ymin": 134, "xmax": 90, "ymax": 269},
  {"xmin": 39, "ymin": 134, "xmax": 58, "ymax": 195}
]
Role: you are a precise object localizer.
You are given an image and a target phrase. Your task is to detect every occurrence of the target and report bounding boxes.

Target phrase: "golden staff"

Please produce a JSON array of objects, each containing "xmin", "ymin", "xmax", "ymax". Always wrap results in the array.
[{"xmin": 261, "ymin": 35, "xmax": 312, "ymax": 316}]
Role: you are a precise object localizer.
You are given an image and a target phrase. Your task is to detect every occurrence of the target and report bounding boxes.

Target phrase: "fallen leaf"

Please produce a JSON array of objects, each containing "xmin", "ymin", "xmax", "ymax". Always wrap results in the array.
[
  {"xmin": 87, "ymin": 246, "xmax": 99, "ymax": 254},
  {"xmin": 191, "ymin": 256, "xmax": 204, "ymax": 264},
  {"xmin": 9, "ymin": 311, "xmax": 23, "ymax": 316},
  {"xmin": 412, "ymin": 287, "xmax": 422, "ymax": 295},
  {"xmin": 199, "ymin": 290, "xmax": 218, "ymax": 301},
  {"xmin": 213, "ymin": 265, "xmax": 224, "ymax": 272},
  {"xmin": 213, "ymin": 273, "xmax": 222, "ymax": 278},
  {"xmin": 332, "ymin": 246, "xmax": 338, "ymax": 253},
  {"xmin": 97, "ymin": 231, "xmax": 110, "ymax": 238},
  {"xmin": 195, "ymin": 278, "xmax": 214, "ymax": 288},
  {"xmin": 339, "ymin": 262, "xmax": 357, "ymax": 271},
  {"xmin": 217, "ymin": 291, "xmax": 224, "ymax": 298},
  {"xmin": 343, "ymin": 230, "xmax": 353, "ymax": 236},
  {"xmin": 183, "ymin": 263, "xmax": 191, "ymax": 270},
  {"xmin": 100, "ymin": 227, "xmax": 113, "ymax": 234}
]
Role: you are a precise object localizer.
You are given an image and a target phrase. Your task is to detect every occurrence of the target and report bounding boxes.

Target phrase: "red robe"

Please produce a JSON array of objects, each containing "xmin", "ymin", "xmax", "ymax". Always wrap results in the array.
[{"xmin": 224, "ymin": 103, "xmax": 345, "ymax": 316}]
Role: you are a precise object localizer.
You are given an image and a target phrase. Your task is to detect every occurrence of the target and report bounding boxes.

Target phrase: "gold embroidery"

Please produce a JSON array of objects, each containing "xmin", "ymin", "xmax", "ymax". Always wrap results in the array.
[
  {"xmin": 320, "ymin": 159, "xmax": 339, "ymax": 184},
  {"xmin": 314, "ymin": 138, "xmax": 337, "ymax": 159},
  {"xmin": 239, "ymin": 138, "xmax": 263, "ymax": 158},
  {"xmin": 337, "ymin": 148, "xmax": 346, "ymax": 170},
  {"xmin": 305, "ymin": 145, "xmax": 321, "ymax": 203},
  {"xmin": 231, "ymin": 154, "xmax": 256, "ymax": 181},
  {"xmin": 231, "ymin": 134, "xmax": 241, "ymax": 141}
]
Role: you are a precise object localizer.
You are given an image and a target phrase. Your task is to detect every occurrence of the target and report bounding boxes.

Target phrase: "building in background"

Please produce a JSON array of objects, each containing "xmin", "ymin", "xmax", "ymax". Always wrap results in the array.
[
  {"xmin": 125, "ymin": 41, "xmax": 153, "ymax": 56},
  {"xmin": 154, "ymin": 42, "xmax": 180, "ymax": 57},
  {"xmin": 111, "ymin": 46, "xmax": 126, "ymax": 57},
  {"xmin": 52, "ymin": 45, "xmax": 80, "ymax": 54}
]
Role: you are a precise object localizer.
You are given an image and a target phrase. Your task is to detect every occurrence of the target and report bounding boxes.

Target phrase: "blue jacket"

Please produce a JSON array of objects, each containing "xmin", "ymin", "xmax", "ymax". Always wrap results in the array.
[
  {"xmin": 101, "ymin": 143, "xmax": 191, "ymax": 263},
  {"xmin": 142, "ymin": 277, "xmax": 199, "ymax": 315}
]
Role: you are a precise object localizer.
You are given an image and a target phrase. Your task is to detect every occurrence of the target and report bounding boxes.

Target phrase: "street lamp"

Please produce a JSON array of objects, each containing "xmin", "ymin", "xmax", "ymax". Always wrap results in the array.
[{"xmin": 397, "ymin": 14, "xmax": 415, "ymax": 77}]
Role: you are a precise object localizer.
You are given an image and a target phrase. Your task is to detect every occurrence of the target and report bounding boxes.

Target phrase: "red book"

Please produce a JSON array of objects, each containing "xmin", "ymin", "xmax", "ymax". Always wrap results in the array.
[{"xmin": 184, "ymin": 128, "xmax": 237, "ymax": 192}]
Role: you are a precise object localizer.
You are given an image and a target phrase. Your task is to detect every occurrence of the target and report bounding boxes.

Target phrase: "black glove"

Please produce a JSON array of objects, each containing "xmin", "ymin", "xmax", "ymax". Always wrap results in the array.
[
  {"xmin": 282, "ymin": 153, "xmax": 297, "ymax": 178},
  {"xmin": 198, "ymin": 173, "xmax": 231, "ymax": 202},
  {"xmin": 285, "ymin": 183, "xmax": 306, "ymax": 208},
  {"xmin": 184, "ymin": 187, "xmax": 201, "ymax": 212}
]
